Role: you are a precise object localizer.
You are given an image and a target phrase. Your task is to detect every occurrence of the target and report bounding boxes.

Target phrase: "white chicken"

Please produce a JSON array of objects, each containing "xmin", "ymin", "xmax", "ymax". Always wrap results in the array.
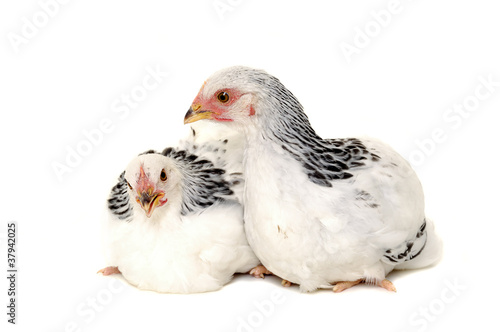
[
  {"xmin": 184, "ymin": 66, "xmax": 442, "ymax": 292},
  {"xmin": 98, "ymin": 143, "xmax": 259, "ymax": 293}
]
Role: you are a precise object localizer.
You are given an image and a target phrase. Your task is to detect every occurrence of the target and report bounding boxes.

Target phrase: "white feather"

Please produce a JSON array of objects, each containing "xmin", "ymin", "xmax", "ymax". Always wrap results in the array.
[{"xmin": 103, "ymin": 201, "xmax": 258, "ymax": 293}]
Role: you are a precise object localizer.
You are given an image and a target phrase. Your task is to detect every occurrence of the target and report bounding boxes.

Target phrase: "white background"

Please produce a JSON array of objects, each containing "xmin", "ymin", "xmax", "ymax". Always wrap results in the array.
[{"xmin": 1, "ymin": 0, "xmax": 499, "ymax": 331}]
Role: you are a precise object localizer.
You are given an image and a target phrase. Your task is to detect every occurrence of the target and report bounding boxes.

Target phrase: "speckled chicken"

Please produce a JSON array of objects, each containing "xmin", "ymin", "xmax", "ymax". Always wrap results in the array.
[{"xmin": 184, "ymin": 66, "xmax": 442, "ymax": 292}]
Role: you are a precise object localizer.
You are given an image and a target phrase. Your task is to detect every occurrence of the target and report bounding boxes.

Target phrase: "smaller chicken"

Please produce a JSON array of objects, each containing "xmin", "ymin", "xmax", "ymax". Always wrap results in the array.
[{"xmin": 98, "ymin": 147, "xmax": 259, "ymax": 293}]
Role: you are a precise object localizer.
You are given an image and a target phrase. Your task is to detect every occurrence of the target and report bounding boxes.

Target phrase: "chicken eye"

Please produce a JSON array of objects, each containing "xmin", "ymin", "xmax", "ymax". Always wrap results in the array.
[
  {"xmin": 126, "ymin": 180, "xmax": 133, "ymax": 190},
  {"xmin": 217, "ymin": 91, "xmax": 230, "ymax": 103},
  {"xmin": 160, "ymin": 169, "xmax": 167, "ymax": 181}
]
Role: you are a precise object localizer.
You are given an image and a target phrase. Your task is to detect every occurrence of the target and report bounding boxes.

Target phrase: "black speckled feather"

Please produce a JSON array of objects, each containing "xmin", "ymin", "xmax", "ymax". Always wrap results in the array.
[
  {"xmin": 107, "ymin": 171, "xmax": 134, "ymax": 221},
  {"xmin": 161, "ymin": 147, "xmax": 234, "ymax": 215},
  {"xmin": 247, "ymin": 72, "xmax": 380, "ymax": 188},
  {"xmin": 382, "ymin": 220, "xmax": 428, "ymax": 264}
]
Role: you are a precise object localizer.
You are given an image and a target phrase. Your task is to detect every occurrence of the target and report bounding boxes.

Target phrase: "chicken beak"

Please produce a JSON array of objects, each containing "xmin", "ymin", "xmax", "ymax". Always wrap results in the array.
[
  {"xmin": 137, "ymin": 188, "xmax": 165, "ymax": 218},
  {"xmin": 184, "ymin": 104, "xmax": 214, "ymax": 124}
]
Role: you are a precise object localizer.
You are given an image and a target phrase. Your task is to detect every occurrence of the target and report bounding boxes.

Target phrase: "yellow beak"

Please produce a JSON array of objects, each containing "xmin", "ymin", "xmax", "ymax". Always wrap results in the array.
[
  {"xmin": 137, "ymin": 189, "xmax": 165, "ymax": 218},
  {"xmin": 184, "ymin": 104, "xmax": 214, "ymax": 124}
]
